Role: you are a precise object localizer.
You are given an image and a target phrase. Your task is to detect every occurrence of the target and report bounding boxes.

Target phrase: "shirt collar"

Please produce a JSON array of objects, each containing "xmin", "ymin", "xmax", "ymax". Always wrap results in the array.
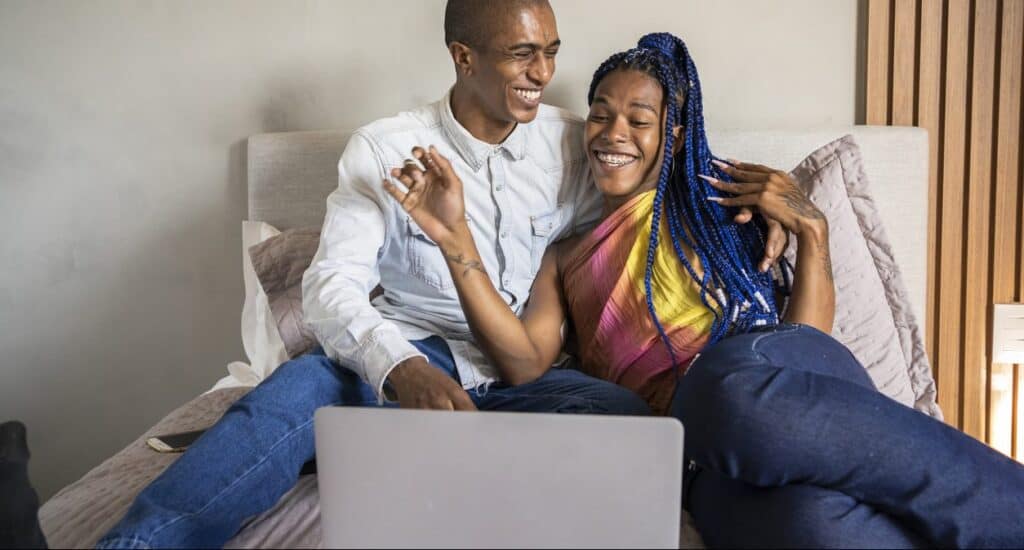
[{"xmin": 439, "ymin": 88, "xmax": 528, "ymax": 172}]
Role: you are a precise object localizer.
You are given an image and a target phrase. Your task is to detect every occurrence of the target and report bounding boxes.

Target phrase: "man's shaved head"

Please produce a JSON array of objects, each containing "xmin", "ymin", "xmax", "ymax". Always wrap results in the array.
[{"xmin": 444, "ymin": 0, "xmax": 552, "ymax": 48}]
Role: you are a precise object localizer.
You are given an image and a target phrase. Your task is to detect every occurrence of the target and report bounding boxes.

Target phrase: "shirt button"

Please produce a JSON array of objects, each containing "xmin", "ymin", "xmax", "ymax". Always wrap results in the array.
[
  {"xmin": 500, "ymin": 231, "xmax": 509, "ymax": 239},
  {"xmin": 495, "ymin": 185, "xmax": 503, "ymax": 191}
]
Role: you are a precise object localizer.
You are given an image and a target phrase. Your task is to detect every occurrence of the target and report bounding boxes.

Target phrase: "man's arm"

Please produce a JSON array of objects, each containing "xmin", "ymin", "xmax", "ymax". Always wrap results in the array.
[{"xmin": 301, "ymin": 133, "xmax": 475, "ymax": 409}]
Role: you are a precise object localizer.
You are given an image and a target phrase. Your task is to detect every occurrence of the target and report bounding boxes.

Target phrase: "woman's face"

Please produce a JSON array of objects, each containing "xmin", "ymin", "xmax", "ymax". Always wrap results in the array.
[{"xmin": 585, "ymin": 69, "xmax": 667, "ymax": 200}]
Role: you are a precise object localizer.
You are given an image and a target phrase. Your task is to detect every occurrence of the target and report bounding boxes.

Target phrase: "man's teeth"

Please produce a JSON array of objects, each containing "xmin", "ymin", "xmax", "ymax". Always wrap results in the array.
[
  {"xmin": 514, "ymin": 88, "xmax": 541, "ymax": 102},
  {"xmin": 596, "ymin": 152, "xmax": 636, "ymax": 166}
]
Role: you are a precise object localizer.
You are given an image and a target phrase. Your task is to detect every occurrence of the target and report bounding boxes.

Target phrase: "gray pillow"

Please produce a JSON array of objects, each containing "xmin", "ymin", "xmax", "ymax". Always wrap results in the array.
[
  {"xmin": 248, "ymin": 228, "xmax": 321, "ymax": 358},
  {"xmin": 785, "ymin": 135, "xmax": 941, "ymax": 419},
  {"xmin": 249, "ymin": 227, "xmax": 386, "ymax": 359}
]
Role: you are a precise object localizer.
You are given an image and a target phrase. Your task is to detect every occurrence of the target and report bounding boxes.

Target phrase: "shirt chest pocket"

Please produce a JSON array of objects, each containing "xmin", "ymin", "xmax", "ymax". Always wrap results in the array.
[
  {"xmin": 529, "ymin": 207, "xmax": 562, "ymax": 274},
  {"xmin": 406, "ymin": 218, "xmax": 455, "ymax": 292}
]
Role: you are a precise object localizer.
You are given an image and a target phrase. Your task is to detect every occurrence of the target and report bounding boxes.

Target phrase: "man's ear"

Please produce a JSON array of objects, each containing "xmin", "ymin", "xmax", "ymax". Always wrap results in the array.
[
  {"xmin": 671, "ymin": 125, "xmax": 684, "ymax": 155},
  {"xmin": 449, "ymin": 42, "xmax": 474, "ymax": 77}
]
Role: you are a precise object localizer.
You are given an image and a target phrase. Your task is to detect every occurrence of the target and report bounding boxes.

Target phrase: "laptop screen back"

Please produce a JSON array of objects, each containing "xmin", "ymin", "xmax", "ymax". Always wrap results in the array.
[{"xmin": 314, "ymin": 407, "xmax": 683, "ymax": 548}]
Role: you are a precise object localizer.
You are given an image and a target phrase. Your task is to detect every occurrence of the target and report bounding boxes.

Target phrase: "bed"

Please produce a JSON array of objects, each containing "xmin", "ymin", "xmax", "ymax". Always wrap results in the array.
[{"xmin": 39, "ymin": 125, "xmax": 935, "ymax": 548}]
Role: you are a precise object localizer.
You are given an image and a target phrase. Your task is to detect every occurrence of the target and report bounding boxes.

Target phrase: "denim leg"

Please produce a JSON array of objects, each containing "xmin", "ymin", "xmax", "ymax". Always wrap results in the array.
[
  {"xmin": 672, "ymin": 324, "xmax": 1024, "ymax": 547},
  {"xmin": 96, "ymin": 348, "xmax": 378, "ymax": 549},
  {"xmin": 687, "ymin": 467, "xmax": 926, "ymax": 549},
  {"xmin": 476, "ymin": 368, "xmax": 651, "ymax": 415}
]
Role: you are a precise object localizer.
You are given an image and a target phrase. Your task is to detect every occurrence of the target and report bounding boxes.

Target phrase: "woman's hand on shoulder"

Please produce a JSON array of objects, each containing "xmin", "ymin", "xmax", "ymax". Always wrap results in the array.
[
  {"xmin": 383, "ymin": 145, "xmax": 470, "ymax": 249},
  {"xmin": 702, "ymin": 159, "xmax": 828, "ymax": 240},
  {"xmin": 703, "ymin": 159, "xmax": 826, "ymax": 235}
]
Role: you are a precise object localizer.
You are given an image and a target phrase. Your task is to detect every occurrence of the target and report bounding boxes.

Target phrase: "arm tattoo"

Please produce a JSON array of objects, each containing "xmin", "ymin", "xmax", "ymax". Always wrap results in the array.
[
  {"xmin": 781, "ymin": 183, "xmax": 832, "ymax": 284},
  {"xmin": 780, "ymin": 188, "xmax": 826, "ymax": 222},
  {"xmin": 442, "ymin": 250, "xmax": 487, "ymax": 278},
  {"xmin": 816, "ymin": 238, "xmax": 834, "ymax": 285}
]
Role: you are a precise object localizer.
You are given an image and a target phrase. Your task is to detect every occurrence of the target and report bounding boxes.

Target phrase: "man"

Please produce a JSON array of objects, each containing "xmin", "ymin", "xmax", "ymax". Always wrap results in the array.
[{"xmin": 97, "ymin": 2, "xmax": 650, "ymax": 548}]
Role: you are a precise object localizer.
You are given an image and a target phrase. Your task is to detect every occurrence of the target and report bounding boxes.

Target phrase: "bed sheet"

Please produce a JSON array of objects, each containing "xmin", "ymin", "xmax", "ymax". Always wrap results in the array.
[{"xmin": 39, "ymin": 387, "xmax": 704, "ymax": 548}]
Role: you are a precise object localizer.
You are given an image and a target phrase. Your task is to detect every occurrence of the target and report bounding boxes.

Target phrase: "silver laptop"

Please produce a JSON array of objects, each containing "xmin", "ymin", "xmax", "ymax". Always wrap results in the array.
[{"xmin": 314, "ymin": 407, "xmax": 683, "ymax": 548}]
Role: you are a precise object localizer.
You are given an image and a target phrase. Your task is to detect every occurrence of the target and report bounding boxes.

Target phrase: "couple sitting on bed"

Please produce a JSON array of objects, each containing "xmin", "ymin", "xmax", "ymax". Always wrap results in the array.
[{"xmin": 97, "ymin": 1, "xmax": 1024, "ymax": 548}]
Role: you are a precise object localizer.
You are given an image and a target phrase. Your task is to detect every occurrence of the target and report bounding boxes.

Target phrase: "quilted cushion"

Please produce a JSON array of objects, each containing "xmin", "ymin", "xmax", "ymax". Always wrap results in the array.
[
  {"xmin": 785, "ymin": 135, "xmax": 941, "ymax": 418},
  {"xmin": 249, "ymin": 227, "xmax": 322, "ymax": 359}
]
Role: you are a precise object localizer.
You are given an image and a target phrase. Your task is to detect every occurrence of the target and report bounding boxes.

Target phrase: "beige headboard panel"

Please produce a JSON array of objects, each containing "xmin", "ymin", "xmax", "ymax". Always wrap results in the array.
[{"xmin": 246, "ymin": 125, "xmax": 928, "ymax": 322}]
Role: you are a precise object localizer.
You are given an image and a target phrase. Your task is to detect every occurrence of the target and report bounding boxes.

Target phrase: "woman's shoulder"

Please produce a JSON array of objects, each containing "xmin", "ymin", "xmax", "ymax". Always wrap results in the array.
[{"xmin": 552, "ymin": 233, "xmax": 588, "ymax": 275}]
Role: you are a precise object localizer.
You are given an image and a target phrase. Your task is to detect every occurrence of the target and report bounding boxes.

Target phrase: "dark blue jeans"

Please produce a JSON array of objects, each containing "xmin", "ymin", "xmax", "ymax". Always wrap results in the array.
[
  {"xmin": 673, "ymin": 323, "xmax": 1024, "ymax": 548},
  {"xmin": 96, "ymin": 337, "xmax": 650, "ymax": 549}
]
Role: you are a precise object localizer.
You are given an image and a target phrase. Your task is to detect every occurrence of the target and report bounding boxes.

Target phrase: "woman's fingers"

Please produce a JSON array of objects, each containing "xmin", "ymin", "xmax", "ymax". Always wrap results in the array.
[
  {"xmin": 726, "ymin": 158, "xmax": 775, "ymax": 174},
  {"xmin": 699, "ymin": 174, "xmax": 764, "ymax": 195},
  {"xmin": 711, "ymin": 159, "xmax": 770, "ymax": 183},
  {"xmin": 708, "ymin": 193, "xmax": 759, "ymax": 207},
  {"xmin": 733, "ymin": 206, "xmax": 754, "ymax": 224},
  {"xmin": 761, "ymin": 218, "xmax": 787, "ymax": 272},
  {"xmin": 382, "ymin": 179, "xmax": 415, "ymax": 210},
  {"xmin": 427, "ymin": 145, "xmax": 457, "ymax": 182}
]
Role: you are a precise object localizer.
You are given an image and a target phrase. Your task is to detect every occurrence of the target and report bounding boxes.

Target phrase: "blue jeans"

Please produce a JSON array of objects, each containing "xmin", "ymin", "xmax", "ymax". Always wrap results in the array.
[
  {"xmin": 673, "ymin": 323, "xmax": 1024, "ymax": 548},
  {"xmin": 97, "ymin": 337, "xmax": 650, "ymax": 549}
]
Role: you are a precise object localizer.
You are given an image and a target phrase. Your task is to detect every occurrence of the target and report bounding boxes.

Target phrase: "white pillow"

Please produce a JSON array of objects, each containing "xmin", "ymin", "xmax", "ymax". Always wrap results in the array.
[{"xmin": 209, "ymin": 221, "xmax": 289, "ymax": 391}]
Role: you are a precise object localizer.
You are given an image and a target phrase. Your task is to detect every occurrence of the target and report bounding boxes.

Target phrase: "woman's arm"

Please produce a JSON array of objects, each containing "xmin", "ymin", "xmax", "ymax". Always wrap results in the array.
[
  {"xmin": 438, "ymin": 231, "xmax": 567, "ymax": 385},
  {"xmin": 779, "ymin": 218, "xmax": 834, "ymax": 332},
  {"xmin": 704, "ymin": 160, "xmax": 835, "ymax": 333},
  {"xmin": 383, "ymin": 146, "xmax": 567, "ymax": 385}
]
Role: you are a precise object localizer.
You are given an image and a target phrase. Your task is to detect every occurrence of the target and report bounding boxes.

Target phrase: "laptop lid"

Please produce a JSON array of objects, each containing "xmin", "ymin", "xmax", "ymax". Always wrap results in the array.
[{"xmin": 314, "ymin": 407, "xmax": 683, "ymax": 548}]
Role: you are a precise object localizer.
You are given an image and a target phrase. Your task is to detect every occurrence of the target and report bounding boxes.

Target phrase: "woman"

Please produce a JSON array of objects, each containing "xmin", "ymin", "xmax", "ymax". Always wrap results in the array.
[{"xmin": 383, "ymin": 33, "xmax": 1024, "ymax": 548}]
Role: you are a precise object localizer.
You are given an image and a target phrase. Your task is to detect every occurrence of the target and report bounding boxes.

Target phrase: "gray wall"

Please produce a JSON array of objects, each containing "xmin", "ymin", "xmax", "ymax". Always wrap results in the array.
[{"xmin": 0, "ymin": 0, "xmax": 858, "ymax": 500}]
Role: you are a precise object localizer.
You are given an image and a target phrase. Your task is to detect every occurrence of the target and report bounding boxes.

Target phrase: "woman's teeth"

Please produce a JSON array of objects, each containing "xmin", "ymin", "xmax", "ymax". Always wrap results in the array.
[
  {"xmin": 514, "ymin": 88, "xmax": 541, "ymax": 102},
  {"xmin": 596, "ymin": 152, "xmax": 636, "ymax": 167}
]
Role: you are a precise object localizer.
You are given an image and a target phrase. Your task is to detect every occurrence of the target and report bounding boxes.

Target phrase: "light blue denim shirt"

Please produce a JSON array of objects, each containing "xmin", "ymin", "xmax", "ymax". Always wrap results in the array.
[{"xmin": 302, "ymin": 91, "xmax": 600, "ymax": 401}]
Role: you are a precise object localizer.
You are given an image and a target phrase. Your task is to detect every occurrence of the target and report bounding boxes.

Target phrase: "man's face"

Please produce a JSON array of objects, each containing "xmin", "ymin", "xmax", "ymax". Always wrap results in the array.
[{"xmin": 468, "ymin": 4, "xmax": 560, "ymax": 124}]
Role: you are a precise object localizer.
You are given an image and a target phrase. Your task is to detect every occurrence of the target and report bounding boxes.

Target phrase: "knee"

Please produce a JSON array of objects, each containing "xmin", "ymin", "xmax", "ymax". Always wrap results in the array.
[
  {"xmin": 671, "ymin": 353, "xmax": 776, "ymax": 453},
  {"xmin": 674, "ymin": 344, "xmax": 767, "ymax": 418},
  {"xmin": 237, "ymin": 353, "xmax": 340, "ymax": 411}
]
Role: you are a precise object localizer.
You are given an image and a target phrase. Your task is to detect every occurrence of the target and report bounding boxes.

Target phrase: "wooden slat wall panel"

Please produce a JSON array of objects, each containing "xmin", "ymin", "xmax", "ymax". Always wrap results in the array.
[
  {"xmin": 919, "ymin": 0, "xmax": 944, "ymax": 372},
  {"xmin": 865, "ymin": 0, "xmax": 1024, "ymax": 459},
  {"xmin": 991, "ymin": 0, "xmax": 1022, "ymax": 456},
  {"xmin": 893, "ymin": 0, "xmax": 917, "ymax": 125},
  {"xmin": 1015, "ymin": 366, "xmax": 1022, "ymax": 457},
  {"xmin": 867, "ymin": 0, "xmax": 892, "ymax": 124},
  {"xmin": 939, "ymin": 0, "xmax": 970, "ymax": 428},
  {"xmin": 962, "ymin": 0, "xmax": 997, "ymax": 441}
]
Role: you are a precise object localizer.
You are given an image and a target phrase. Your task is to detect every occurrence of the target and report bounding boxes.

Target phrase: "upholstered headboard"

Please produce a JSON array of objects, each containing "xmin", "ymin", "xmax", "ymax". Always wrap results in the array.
[{"xmin": 246, "ymin": 125, "xmax": 928, "ymax": 322}]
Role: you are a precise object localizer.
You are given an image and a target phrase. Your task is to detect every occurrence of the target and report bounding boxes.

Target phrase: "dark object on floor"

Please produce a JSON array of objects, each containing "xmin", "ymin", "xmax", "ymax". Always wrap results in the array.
[{"xmin": 0, "ymin": 421, "xmax": 48, "ymax": 549}]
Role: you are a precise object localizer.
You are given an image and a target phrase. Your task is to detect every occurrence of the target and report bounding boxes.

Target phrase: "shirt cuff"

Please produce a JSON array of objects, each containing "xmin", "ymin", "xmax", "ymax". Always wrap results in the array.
[{"xmin": 358, "ymin": 327, "xmax": 426, "ymax": 404}]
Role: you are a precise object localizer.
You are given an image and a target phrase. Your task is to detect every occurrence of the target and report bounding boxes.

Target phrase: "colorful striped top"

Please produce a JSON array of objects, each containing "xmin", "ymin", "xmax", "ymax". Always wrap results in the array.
[{"xmin": 561, "ymin": 189, "xmax": 716, "ymax": 415}]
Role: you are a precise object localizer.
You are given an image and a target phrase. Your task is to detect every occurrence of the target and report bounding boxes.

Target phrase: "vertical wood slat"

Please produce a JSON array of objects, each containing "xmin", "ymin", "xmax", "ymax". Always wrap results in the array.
[
  {"xmin": 962, "ymin": 0, "xmax": 998, "ymax": 441},
  {"xmin": 1016, "ymin": 0, "xmax": 1023, "ymax": 463},
  {"xmin": 1019, "ymin": 0, "xmax": 1024, "ymax": 463},
  {"xmin": 918, "ymin": 0, "xmax": 944, "ymax": 381},
  {"xmin": 867, "ymin": 0, "xmax": 893, "ymax": 124},
  {"xmin": 1015, "ymin": 365, "xmax": 1022, "ymax": 458},
  {"xmin": 991, "ymin": 0, "xmax": 1023, "ymax": 457},
  {"xmin": 867, "ymin": 0, "xmax": 1023, "ymax": 459},
  {"xmin": 937, "ymin": 0, "xmax": 971, "ymax": 427},
  {"xmin": 892, "ymin": 0, "xmax": 917, "ymax": 125}
]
